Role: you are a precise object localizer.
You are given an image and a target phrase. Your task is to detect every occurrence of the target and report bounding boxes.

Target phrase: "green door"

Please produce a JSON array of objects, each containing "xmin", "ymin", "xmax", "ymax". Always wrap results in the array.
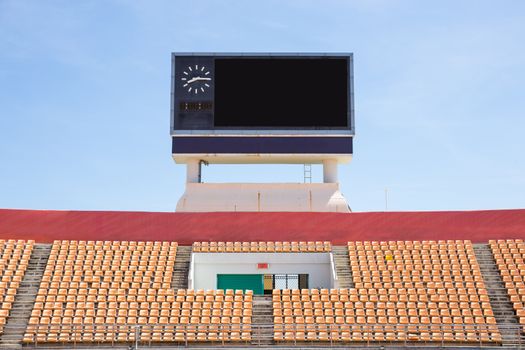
[{"xmin": 217, "ymin": 274, "xmax": 264, "ymax": 294}]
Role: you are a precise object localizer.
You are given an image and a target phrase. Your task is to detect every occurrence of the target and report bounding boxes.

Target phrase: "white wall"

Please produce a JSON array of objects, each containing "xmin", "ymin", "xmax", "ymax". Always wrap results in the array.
[
  {"xmin": 190, "ymin": 252, "xmax": 333, "ymax": 290},
  {"xmin": 176, "ymin": 183, "xmax": 350, "ymax": 212}
]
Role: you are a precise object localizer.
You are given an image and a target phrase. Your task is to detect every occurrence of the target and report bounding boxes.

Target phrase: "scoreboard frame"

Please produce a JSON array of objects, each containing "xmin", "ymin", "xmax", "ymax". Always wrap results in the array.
[{"xmin": 170, "ymin": 52, "xmax": 355, "ymax": 136}]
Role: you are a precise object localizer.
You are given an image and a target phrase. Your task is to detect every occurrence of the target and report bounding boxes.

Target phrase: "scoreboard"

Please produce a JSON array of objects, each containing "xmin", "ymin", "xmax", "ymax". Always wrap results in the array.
[{"xmin": 170, "ymin": 53, "xmax": 354, "ymax": 163}]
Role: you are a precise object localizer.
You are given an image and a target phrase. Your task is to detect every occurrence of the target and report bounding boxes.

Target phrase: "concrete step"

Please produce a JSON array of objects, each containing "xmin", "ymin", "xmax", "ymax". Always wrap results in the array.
[
  {"xmin": 331, "ymin": 246, "xmax": 354, "ymax": 289},
  {"xmin": 474, "ymin": 243, "xmax": 521, "ymax": 345},
  {"xmin": 251, "ymin": 295, "xmax": 274, "ymax": 345},
  {"xmin": 171, "ymin": 246, "xmax": 192, "ymax": 290}
]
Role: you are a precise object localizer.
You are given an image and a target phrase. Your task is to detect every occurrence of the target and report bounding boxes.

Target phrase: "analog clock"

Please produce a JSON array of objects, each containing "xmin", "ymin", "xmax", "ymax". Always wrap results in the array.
[{"xmin": 180, "ymin": 64, "xmax": 212, "ymax": 95}]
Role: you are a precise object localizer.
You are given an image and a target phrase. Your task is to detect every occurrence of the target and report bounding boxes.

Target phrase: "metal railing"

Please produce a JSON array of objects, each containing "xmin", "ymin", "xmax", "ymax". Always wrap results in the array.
[{"xmin": 8, "ymin": 322, "xmax": 525, "ymax": 348}]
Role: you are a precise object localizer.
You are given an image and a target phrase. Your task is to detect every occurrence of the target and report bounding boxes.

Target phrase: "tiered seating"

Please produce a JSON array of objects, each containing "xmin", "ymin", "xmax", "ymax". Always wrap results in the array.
[
  {"xmin": 273, "ymin": 240, "xmax": 501, "ymax": 343},
  {"xmin": 161, "ymin": 288, "xmax": 253, "ymax": 342},
  {"xmin": 0, "ymin": 239, "xmax": 34, "ymax": 333},
  {"xmin": 489, "ymin": 239, "xmax": 525, "ymax": 330},
  {"xmin": 346, "ymin": 240, "xmax": 500, "ymax": 343},
  {"xmin": 24, "ymin": 240, "xmax": 253, "ymax": 344},
  {"xmin": 193, "ymin": 241, "xmax": 331, "ymax": 253},
  {"xmin": 273, "ymin": 289, "xmax": 356, "ymax": 342}
]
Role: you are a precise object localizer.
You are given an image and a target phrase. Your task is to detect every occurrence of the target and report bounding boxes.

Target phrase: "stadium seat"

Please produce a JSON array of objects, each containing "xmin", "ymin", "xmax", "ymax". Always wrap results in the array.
[
  {"xmin": 23, "ymin": 240, "xmax": 252, "ymax": 343},
  {"xmin": 0, "ymin": 239, "xmax": 34, "ymax": 335},
  {"xmin": 273, "ymin": 240, "xmax": 501, "ymax": 344},
  {"xmin": 346, "ymin": 240, "xmax": 501, "ymax": 344},
  {"xmin": 490, "ymin": 239, "xmax": 525, "ymax": 333},
  {"xmin": 192, "ymin": 241, "xmax": 331, "ymax": 253}
]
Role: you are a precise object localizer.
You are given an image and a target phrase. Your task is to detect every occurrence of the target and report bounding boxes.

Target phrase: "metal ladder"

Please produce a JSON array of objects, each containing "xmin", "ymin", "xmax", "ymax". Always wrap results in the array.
[{"xmin": 303, "ymin": 164, "xmax": 312, "ymax": 183}]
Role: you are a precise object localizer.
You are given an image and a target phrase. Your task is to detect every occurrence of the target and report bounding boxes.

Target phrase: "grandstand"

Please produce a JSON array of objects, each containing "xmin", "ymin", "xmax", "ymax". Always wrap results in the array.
[{"xmin": 0, "ymin": 209, "xmax": 523, "ymax": 348}]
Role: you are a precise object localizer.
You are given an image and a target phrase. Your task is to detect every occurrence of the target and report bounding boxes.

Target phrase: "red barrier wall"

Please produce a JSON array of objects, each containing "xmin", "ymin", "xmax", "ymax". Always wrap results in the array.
[{"xmin": 0, "ymin": 208, "xmax": 524, "ymax": 244}]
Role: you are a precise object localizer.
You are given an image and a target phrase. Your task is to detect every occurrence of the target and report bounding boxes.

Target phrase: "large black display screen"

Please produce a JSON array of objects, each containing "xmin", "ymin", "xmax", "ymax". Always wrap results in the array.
[
  {"xmin": 172, "ymin": 54, "xmax": 353, "ymax": 132},
  {"xmin": 214, "ymin": 58, "xmax": 348, "ymax": 128}
]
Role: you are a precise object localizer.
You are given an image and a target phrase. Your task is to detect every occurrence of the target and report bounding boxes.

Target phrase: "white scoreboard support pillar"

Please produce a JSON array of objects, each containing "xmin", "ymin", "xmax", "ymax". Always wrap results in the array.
[
  {"xmin": 186, "ymin": 159, "xmax": 200, "ymax": 184},
  {"xmin": 323, "ymin": 159, "xmax": 338, "ymax": 183}
]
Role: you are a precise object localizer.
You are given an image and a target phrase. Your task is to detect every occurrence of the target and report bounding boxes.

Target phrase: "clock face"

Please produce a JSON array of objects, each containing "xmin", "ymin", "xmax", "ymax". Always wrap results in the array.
[{"xmin": 181, "ymin": 64, "xmax": 212, "ymax": 95}]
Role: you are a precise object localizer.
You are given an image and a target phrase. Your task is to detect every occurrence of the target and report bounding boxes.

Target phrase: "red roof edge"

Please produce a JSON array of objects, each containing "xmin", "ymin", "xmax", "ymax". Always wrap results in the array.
[{"xmin": 0, "ymin": 208, "xmax": 524, "ymax": 244}]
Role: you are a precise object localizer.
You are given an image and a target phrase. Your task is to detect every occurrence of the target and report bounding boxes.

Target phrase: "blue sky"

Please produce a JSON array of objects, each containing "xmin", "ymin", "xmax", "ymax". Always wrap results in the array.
[{"xmin": 0, "ymin": 0, "xmax": 524, "ymax": 212}]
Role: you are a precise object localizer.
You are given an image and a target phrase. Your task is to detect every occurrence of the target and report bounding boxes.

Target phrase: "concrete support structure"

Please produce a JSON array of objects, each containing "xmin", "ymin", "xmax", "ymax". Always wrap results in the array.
[
  {"xmin": 179, "ymin": 156, "xmax": 350, "ymax": 212},
  {"xmin": 323, "ymin": 159, "xmax": 338, "ymax": 183},
  {"xmin": 186, "ymin": 159, "xmax": 200, "ymax": 183},
  {"xmin": 176, "ymin": 183, "xmax": 350, "ymax": 213}
]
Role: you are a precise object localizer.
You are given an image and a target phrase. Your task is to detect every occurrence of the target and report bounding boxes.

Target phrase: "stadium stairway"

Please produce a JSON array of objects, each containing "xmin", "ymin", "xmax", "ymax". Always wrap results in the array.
[
  {"xmin": 171, "ymin": 245, "xmax": 192, "ymax": 289},
  {"xmin": 0, "ymin": 243, "xmax": 51, "ymax": 349},
  {"xmin": 331, "ymin": 246, "xmax": 354, "ymax": 288},
  {"xmin": 474, "ymin": 243, "xmax": 522, "ymax": 346},
  {"xmin": 251, "ymin": 295, "xmax": 274, "ymax": 346}
]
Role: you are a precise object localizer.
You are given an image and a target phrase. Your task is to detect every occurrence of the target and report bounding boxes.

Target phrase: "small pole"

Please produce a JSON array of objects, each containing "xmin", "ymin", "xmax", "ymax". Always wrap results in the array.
[
  {"xmin": 384, "ymin": 188, "xmax": 388, "ymax": 211},
  {"xmin": 135, "ymin": 325, "xmax": 139, "ymax": 349}
]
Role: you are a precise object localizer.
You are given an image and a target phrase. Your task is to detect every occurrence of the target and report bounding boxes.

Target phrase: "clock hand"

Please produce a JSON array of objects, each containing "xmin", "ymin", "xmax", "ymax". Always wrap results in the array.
[
  {"xmin": 194, "ymin": 77, "xmax": 211, "ymax": 81},
  {"xmin": 186, "ymin": 77, "xmax": 211, "ymax": 84}
]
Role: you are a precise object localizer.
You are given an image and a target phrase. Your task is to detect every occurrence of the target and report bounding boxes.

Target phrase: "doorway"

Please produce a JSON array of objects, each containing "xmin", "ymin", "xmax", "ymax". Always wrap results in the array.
[
  {"xmin": 216, "ymin": 274, "xmax": 264, "ymax": 294},
  {"xmin": 263, "ymin": 274, "xmax": 309, "ymax": 294}
]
